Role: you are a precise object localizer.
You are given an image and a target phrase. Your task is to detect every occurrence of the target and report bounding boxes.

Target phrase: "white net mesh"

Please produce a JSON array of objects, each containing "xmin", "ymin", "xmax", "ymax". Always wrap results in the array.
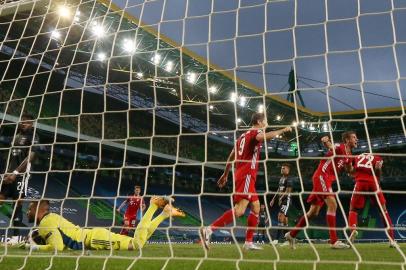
[{"xmin": 0, "ymin": 0, "xmax": 406, "ymax": 269}]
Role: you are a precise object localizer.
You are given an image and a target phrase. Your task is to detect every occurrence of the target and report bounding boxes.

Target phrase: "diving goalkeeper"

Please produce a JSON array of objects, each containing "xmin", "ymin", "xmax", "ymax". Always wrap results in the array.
[{"xmin": 21, "ymin": 197, "xmax": 184, "ymax": 251}]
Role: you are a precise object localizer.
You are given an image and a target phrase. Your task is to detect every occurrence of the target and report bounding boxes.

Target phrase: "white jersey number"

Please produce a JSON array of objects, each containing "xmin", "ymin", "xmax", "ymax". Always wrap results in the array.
[
  {"xmin": 357, "ymin": 154, "xmax": 374, "ymax": 169},
  {"xmin": 238, "ymin": 135, "xmax": 246, "ymax": 156}
]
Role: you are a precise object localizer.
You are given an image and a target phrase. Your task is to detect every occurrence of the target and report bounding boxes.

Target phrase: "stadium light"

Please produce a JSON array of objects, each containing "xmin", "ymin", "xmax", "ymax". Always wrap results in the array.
[
  {"xmin": 238, "ymin": 96, "xmax": 247, "ymax": 107},
  {"xmin": 230, "ymin": 92, "xmax": 237, "ymax": 102},
  {"xmin": 361, "ymin": 145, "xmax": 367, "ymax": 148},
  {"xmin": 373, "ymin": 143, "xmax": 379, "ymax": 147},
  {"xmin": 151, "ymin": 53, "xmax": 161, "ymax": 65},
  {"xmin": 51, "ymin": 30, "xmax": 61, "ymax": 39},
  {"xmin": 309, "ymin": 124, "xmax": 315, "ymax": 131},
  {"xmin": 257, "ymin": 104, "xmax": 264, "ymax": 113},
  {"xmin": 209, "ymin": 86, "xmax": 218, "ymax": 94},
  {"xmin": 292, "ymin": 121, "xmax": 298, "ymax": 127},
  {"xmin": 122, "ymin": 39, "xmax": 136, "ymax": 53},
  {"xmin": 276, "ymin": 115, "xmax": 281, "ymax": 121},
  {"xmin": 92, "ymin": 23, "xmax": 105, "ymax": 38},
  {"xmin": 186, "ymin": 72, "xmax": 197, "ymax": 84},
  {"xmin": 300, "ymin": 121, "xmax": 305, "ymax": 128},
  {"xmin": 97, "ymin": 52, "xmax": 106, "ymax": 61},
  {"xmin": 57, "ymin": 5, "xmax": 71, "ymax": 18},
  {"xmin": 136, "ymin": 72, "xmax": 143, "ymax": 78},
  {"xmin": 74, "ymin": 10, "xmax": 80, "ymax": 22},
  {"xmin": 308, "ymin": 149, "xmax": 314, "ymax": 153},
  {"xmin": 237, "ymin": 118, "xmax": 242, "ymax": 123},
  {"xmin": 209, "ymin": 105, "xmax": 214, "ymax": 110},
  {"xmin": 397, "ymin": 140, "xmax": 403, "ymax": 144},
  {"xmin": 165, "ymin": 61, "xmax": 174, "ymax": 72},
  {"xmin": 322, "ymin": 122, "xmax": 328, "ymax": 131}
]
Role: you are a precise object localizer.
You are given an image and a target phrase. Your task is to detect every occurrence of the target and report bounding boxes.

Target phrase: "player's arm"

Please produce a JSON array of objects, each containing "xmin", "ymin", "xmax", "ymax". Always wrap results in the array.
[
  {"xmin": 279, "ymin": 187, "xmax": 292, "ymax": 202},
  {"xmin": 269, "ymin": 189, "xmax": 279, "ymax": 207},
  {"xmin": 22, "ymin": 229, "xmax": 64, "ymax": 252},
  {"xmin": 321, "ymin": 136, "xmax": 334, "ymax": 151},
  {"xmin": 255, "ymin": 127, "xmax": 292, "ymax": 142},
  {"xmin": 3, "ymin": 151, "xmax": 36, "ymax": 184},
  {"xmin": 141, "ymin": 198, "xmax": 146, "ymax": 212},
  {"xmin": 217, "ymin": 148, "xmax": 235, "ymax": 188},
  {"xmin": 116, "ymin": 199, "xmax": 127, "ymax": 213},
  {"xmin": 374, "ymin": 159, "xmax": 383, "ymax": 178}
]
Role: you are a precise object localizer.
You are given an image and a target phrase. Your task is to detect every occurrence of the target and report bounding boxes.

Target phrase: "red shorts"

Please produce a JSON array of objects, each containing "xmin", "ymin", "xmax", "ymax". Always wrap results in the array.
[
  {"xmin": 233, "ymin": 174, "xmax": 258, "ymax": 203},
  {"xmin": 350, "ymin": 181, "xmax": 386, "ymax": 209},
  {"xmin": 123, "ymin": 216, "xmax": 137, "ymax": 227},
  {"xmin": 307, "ymin": 173, "xmax": 334, "ymax": 207}
]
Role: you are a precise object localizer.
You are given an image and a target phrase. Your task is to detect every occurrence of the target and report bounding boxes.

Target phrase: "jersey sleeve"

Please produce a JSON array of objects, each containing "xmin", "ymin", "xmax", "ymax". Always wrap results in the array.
[
  {"xmin": 37, "ymin": 219, "xmax": 64, "ymax": 251},
  {"xmin": 286, "ymin": 178, "xmax": 293, "ymax": 188}
]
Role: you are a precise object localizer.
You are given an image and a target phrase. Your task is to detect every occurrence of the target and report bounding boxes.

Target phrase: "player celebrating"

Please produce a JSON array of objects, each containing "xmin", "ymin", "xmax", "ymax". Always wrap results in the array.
[
  {"xmin": 285, "ymin": 132, "xmax": 358, "ymax": 249},
  {"xmin": 116, "ymin": 185, "xmax": 146, "ymax": 235},
  {"xmin": 21, "ymin": 197, "xmax": 184, "ymax": 251},
  {"xmin": 347, "ymin": 153, "xmax": 396, "ymax": 247},
  {"xmin": 200, "ymin": 112, "xmax": 292, "ymax": 250},
  {"xmin": 269, "ymin": 163, "xmax": 292, "ymax": 245},
  {"xmin": 0, "ymin": 114, "xmax": 38, "ymax": 241}
]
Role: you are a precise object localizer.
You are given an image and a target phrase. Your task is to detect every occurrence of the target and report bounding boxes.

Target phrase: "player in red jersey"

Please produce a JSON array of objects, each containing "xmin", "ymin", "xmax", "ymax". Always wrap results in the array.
[
  {"xmin": 285, "ymin": 131, "xmax": 358, "ymax": 249},
  {"xmin": 200, "ymin": 113, "xmax": 292, "ymax": 250},
  {"xmin": 116, "ymin": 185, "xmax": 146, "ymax": 236},
  {"xmin": 347, "ymin": 153, "xmax": 396, "ymax": 247}
]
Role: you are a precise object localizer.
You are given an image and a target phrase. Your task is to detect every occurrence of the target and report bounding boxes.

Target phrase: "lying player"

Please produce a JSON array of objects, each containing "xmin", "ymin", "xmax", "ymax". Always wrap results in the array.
[
  {"xmin": 21, "ymin": 197, "xmax": 184, "ymax": 251},
  {"xmin": 285, "ymin": 132, "xmax": 357, "ymax": 249},
  {"xmin": 347, "ymin": 153, "xmax": 396, "ymax": 247}
]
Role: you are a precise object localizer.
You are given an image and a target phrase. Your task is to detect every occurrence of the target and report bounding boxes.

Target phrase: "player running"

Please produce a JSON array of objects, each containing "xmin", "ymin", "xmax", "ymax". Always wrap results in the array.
[
  {"xmin": 116, "ymin": 185, "xmax": 146, "ymax": 235},
  {"xmin": 200, "ymin": 112, "xmax": 292, "ymax": 251},
  {"xmin": 347, "ymin": 153, "xmax": 396, "ymax": 247},
  {"xmin": 285, "ymin": 132, "xmax": 358, "ymax": 249},
  {"xmin": 269, "ymin": 163, "xmax": 292, "ymax": 245},
  {"xmin": 0, "ymin": 114, "xmax": 38, "ymax": 241},
  {"xmin": 20, "ymin": 197, "xmax": 184, "ymax": 251}
]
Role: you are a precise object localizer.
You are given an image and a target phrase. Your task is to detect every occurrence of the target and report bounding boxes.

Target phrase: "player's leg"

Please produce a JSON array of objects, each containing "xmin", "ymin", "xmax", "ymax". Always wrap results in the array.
[
  {"xmin": 373, "ymin": 186, "xmax": 395, "ymax": 244},
  {"xmin": 288, "ymin": 203, "xmax": 320, "ymax": 238},
  {"xmin": 348, "ymin": 182, "xmax": 365, "ymax": 243},
  {"xmin": 244, "ymin": 199, "xmax": 261, "ymax": 250},
  {"xmin": 120, "ymin": 218, "xmax": 130, "ymax": 236},
  {"xmin": 133, "ymin": 196, "xmax": 169, "ymax": 249},
  {"xmin": 200, "ymin": 198, "xmax": 250, "ymax": 250}
]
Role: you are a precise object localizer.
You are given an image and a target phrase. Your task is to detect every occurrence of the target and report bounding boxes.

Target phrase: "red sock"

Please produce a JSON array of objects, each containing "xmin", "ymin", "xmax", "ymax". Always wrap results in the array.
[
  {"xmin": 383, "ymin": 211, "xmax": 395, "ymax": 241},
  {"xmin": 211, "ymin": 209, "xmax": 234, "ymax": 231},
  {"xmin": 245, "ymin": 211, "xmax": 259, "ymax": 243},
  {"xmin": 326, "ymin": 211, "xmax": 338, "ymax": 244},
  {"xmin": 348, "ymin": 211, "xmax": 358, "ymax": 231},
  {"xmin": 290, "ymin": 215, "xmax": 307, "ymax": 238}
]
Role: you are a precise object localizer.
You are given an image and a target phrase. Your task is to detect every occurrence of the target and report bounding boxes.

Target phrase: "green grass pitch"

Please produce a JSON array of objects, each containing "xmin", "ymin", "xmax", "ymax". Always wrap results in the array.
[{"xmin": 0, "ymin": 243, "xmax": 405, "ymax": 270}]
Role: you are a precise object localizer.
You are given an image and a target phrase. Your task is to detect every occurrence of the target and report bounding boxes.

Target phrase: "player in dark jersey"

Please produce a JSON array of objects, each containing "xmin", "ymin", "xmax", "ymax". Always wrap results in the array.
[
  {"xmin": 116, "ymin": 185, "xmax": 146, "ymax": 236},
  {"xmin": 270, "ymin": 163, "xmax": 292, "ymax": 244},
  {"xmin": 256, "ymin": 204, "xmax": 269, "ymax": 243},
  {"xmin": 347, "ymin": 154, "xmax": 396, "ymax": 247},
  {"xmin": 0, "ymin": 114, "xmax": 39, "ymax": 241},
  {"xmin": 200, "ymin": 113, "xmax": 292, "ymax": 251},
  {"xmin": 285, "ymin": 132, "xmax": 357, "ymax": 249}
]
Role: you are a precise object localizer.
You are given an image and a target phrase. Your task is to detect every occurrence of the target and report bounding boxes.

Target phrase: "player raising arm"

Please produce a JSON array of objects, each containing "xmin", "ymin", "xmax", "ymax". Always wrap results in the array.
[{"xmin": 200, "ymin": 112, "xmax": 292, "ymax": 251}]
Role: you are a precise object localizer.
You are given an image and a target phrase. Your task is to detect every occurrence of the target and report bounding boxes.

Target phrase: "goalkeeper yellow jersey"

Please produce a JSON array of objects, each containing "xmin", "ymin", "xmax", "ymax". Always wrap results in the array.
[{"xmin": 37, "ymin": 213, "xmax": 90, "ymax": 251}]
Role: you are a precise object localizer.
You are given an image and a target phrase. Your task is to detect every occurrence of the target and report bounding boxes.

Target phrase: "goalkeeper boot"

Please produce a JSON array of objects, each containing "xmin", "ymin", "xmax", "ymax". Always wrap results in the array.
[
  {"xmin": 284, "ymin": 232, "xmax": 296, "ymax": 250},
  {"xmin": 163, "ymin": 205, "xmax": 186, "ymax": 218},
  {"xmin": 331, "ymin": 240, "xmax": 350, "ymax": 249},
  {"xmin": 349, "ymin": 230, "xmax": 358, "ymax": 243},
  {"xmin": 150, "ymin": 196, "xmax": 173, "ymax": 208},
  {"xmin": 200, "ymin": 226, "xmax": 212, "ymax": 250}
]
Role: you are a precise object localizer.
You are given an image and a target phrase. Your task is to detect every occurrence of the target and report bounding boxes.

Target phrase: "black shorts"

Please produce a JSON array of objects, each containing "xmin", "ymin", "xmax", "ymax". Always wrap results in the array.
[
  {"xmin": 0, "ymin": 176, "xmax": 26, "ymax": 200},
  {"xmin": 279, "ymin": 197, "xmax": 291, "ymax": 216}
]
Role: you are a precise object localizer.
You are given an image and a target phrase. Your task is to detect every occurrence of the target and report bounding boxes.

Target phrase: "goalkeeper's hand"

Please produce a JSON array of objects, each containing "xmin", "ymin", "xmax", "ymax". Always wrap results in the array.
[{"xmin": 18, "ymin": 243, "xmax": 39, "ymax": 251}]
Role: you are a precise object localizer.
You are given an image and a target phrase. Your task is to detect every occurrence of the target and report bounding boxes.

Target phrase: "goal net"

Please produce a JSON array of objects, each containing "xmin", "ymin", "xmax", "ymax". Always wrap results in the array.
[{"xmin": 0, "ymin": 0, "xmax": 405, "ymax": 269}]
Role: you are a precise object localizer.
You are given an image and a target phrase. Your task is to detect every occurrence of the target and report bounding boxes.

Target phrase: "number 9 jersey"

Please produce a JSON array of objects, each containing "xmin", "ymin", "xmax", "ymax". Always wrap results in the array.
[{"xmin": 233, "ymin": 129, "xmax": 263, "ymax": 203}]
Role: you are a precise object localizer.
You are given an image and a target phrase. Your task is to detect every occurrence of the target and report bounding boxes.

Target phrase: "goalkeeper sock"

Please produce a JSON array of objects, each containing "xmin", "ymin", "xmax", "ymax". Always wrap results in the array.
[
  {"xmin": 348, "ymin": 211, "xmax": 358, "ymax": 230},
  {"xmin": 146, "ymin": 213, "xmax": 169, "ymax": 240},
  {"xmin": 133, "ymin": 203, "xmax": 158, "ymax": 248},
  {"xmin": 326, "ymin": 211, "xmax": 338, "ymax": 244},
  {"xmin": 290, "ymin": 215, "xmax": 306, "ymax": 238},
  {"xmin": 245, "ymin": 211, "xmax": 259, "ymax": 243},
  {"xmin": 211, "ymin": 209, "xmax": 234, "ymax": 231}
]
